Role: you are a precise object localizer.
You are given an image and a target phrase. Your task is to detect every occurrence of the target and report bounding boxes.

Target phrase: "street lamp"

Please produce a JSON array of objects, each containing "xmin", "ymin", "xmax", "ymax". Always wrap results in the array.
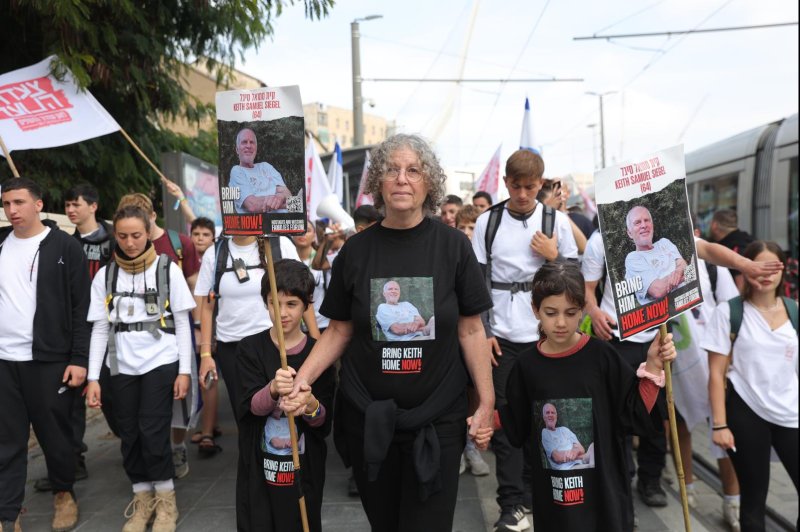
[
  {"xmin": 587, "ymin": 123, "xmax": 598, "ymax": 169},
  {"xmin": 585, "ymin": 91, "xmax": 616, "ymax": 168},
  {"xmin": 351, "ymin": 14, "xmax": 382, "ymax": 147}
]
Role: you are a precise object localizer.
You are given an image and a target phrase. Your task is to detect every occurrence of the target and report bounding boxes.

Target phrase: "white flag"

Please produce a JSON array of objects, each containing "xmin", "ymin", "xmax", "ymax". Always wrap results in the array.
[
  {"xmin": 305, "ymin": 135, "xmax": 332, "ymax": 222},
  {"xmin": 355, "ymin": 150, "xmax": 373, "ymax": 207},
  {"xmin": 474, "ymin": 145, "xmax": 502, "ymax": 203},
  {"xmin": 0, "ymin": 56, "xmax": 119, "ymax": 155}
]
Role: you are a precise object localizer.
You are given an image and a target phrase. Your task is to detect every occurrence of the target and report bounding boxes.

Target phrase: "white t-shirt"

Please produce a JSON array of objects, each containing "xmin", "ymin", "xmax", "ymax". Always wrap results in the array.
[
  {"xmin": 87, "ymin": 259, "xmax": 196, "ymax": 378},
  {"xmin": 194, "ymin": 238, "xmax": 300, "ymax": 342},
  {"xmin": 0, "ymin": 227, "xmax": 51, "ymax": 361},
  {"xmin": 581, "ymin": 231, "xmax": 657, "ymax": 343},
  {"xmin": 472, "ymin": 204, "xmax": 579, "ymax": 343},
  {"xmin": 229, "ymin": 162, "xmax": 287, "ymax": 214},
  {"xmin": 693, "ymin": 237, "xmax": 738, "ymax": 335},
  {"xmin": 625, "ymin": 238, "xmax": 683, "ymax": 305},
  {"xmin": 701, "ymin": 300, "xmax": 799, "ymax": 427},
  {"xmin": 311, "ymin": 268, "xmax": 331, "ymax": 330}
]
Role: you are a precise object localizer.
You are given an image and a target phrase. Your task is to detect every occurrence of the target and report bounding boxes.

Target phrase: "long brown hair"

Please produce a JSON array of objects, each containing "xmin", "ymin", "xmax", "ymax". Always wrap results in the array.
[{"xmin": 741, "ymin": 240, "xmax": 786, "ymax": 300}]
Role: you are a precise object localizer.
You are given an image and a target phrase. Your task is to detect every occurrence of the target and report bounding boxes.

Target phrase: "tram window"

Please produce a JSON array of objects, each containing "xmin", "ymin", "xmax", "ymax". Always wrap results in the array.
[
  {"xmin": 789, "ymin": 157, "xmax": 798, "ymax": 260},
  {"xmin": 696, "ymin": 175, "xmax": 737, "ymax": 236}
]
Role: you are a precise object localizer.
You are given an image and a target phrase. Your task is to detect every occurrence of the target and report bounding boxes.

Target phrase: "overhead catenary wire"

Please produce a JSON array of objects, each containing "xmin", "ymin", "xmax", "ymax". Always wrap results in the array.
[{"xmin": 574, "ymin": 21, "xmax": 797, "ymax": 40}]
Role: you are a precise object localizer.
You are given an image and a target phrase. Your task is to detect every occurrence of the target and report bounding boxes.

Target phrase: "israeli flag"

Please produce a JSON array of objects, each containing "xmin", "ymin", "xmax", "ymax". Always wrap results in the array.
[
  {"xmin": 519, "ymin": 97, "xmax": 540, "ymax": 155},
  {"xmin": 327, "ymin": 140, "xmax": 344, "ymax": 205}
]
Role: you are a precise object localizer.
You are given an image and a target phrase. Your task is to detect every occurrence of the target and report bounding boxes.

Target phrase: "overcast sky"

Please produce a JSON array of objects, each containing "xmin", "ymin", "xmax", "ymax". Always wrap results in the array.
[{"xmin": 242, "ymin": 0, "xmax": 798, "ymax": 177}]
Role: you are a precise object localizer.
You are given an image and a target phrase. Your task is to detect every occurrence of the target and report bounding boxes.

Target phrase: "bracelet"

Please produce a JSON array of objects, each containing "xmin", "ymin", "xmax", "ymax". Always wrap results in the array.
[
  {"xmin": 712, "ymin": 425, "xmax": 729, "ymax": 431},
  {"xmin": 636, "ymin": 362, "xmax": 665, "ymax": 388},
  {"xmin": 303, "ymin": 399, "xmax": 321, "ymax": 418},
  {"xmin": 200, "ymin": 352, "xmax": 213, "ymax": 359}
]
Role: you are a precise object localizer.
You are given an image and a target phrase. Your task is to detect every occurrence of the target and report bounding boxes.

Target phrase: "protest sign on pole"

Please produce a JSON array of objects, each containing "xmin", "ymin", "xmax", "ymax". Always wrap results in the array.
[
  {"xmin": 594, "ymin": 145, "xmax": 703, "ymax": 339},
  {"xmin": 216, "ymin": 85, "xmax": 306, "ymax": 236}
]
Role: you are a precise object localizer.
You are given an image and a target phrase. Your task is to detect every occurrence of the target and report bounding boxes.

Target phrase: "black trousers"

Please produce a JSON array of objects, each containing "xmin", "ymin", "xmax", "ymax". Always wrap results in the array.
[
  {"xmin": 216, "ymin": 340, "xmax": 242, "ymax": 424},
  {"xmin": 726, "ymin": 383, "xmax": 799, "ymax": 532},
  {"xmin": 610, "ymin": 337, "xmax": 666, "ymax": 483},
  {"xmin": 341, "ymin": 397, "xmax": 467, "ymax": 532},
  {"xmin": 109, "ymin": 362, "xmax": 177, "ymax": 484},
  {"xmin": 491, "ymin": 337, "xmax": 535, "ymax": 509},
  {"xmin": 0, "ymin": 360, "xmax": 76, "ymax": 521}
]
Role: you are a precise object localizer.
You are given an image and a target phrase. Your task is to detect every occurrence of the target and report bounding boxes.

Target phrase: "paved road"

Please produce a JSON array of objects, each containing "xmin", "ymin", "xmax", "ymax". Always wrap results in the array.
[{"xmin": 19, "ymin": 383, "xmax": 796, "ymax": 531}]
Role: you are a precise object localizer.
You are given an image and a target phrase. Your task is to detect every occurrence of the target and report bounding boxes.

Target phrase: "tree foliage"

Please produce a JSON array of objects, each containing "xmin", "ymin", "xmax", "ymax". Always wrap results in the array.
[{"xmin": 0, "ymin": 0, "xmax": 332, "ymax": 218}]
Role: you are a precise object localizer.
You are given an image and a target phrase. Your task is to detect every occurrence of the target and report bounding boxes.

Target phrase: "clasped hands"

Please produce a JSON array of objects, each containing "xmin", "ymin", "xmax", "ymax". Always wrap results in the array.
[{"xmin": 271, "ymin": 367, "xmax": 316, "ymax": 417}]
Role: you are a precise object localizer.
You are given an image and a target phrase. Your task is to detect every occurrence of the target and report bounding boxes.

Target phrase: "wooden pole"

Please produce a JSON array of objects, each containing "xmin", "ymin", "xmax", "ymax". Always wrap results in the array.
[
  {"xmin": 264, "ymin": 239, "xmax": 310, "ymax": 532},
  {"xmin": 0, "ymin": 134, "xmax": 21, "ymax": 178},
  {"xmin": 118, "ymin": 128, "xmax": 169, "ymax": 185},
  {"xmin": 661, "ymin": 323, "xmax": 691, "ymax": 532}
]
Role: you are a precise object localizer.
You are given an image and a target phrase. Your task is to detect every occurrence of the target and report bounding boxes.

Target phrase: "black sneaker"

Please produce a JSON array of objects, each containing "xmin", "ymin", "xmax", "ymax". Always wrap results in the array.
[
  {"xmin": 494, "ymin": 505, "xmax": 531, "ymax": 532},
  {"xmin": 637, "ymin": 478, "xmax": 667, "ymax": 507}
]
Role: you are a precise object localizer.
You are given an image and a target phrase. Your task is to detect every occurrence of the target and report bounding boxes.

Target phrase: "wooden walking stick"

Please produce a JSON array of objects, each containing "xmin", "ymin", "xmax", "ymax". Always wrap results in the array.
[
  {"xmin": 118, "ymin": 128, "xmax": 171, "ymax": 185},
  {"xmin": 264, "ymin": 239, "xmax": 311, "ymax": 532},
  {"xmin": 661, "ymin": 323, "xmax": 691, "ymax": 532},
  {"xmin": 0, "ymin": 134, "xmax": 21, "ymax": 178}
]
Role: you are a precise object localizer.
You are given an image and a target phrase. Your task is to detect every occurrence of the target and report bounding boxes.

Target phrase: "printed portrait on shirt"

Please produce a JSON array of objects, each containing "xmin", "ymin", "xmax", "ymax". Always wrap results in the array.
[
  {"xmin": 370, "ymin": 277, "xmax": 436, "ymax": 343},
  {"xmin": 535, "ymin": 398, "xmax": 595, "ymax": 471}
]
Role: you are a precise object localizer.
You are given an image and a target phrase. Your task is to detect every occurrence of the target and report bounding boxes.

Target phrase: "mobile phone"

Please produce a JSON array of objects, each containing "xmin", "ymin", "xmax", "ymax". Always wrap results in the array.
[{"xmin": 203, "ymin": 370, "xmax": 217, "ymax": 390}]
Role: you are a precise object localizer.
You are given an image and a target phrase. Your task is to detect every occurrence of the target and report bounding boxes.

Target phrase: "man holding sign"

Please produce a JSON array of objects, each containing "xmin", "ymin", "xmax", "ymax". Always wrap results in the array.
[
  {"xmin": 624, "ymin": 206, "xmax": 687, "ymax": 305},
  {"xmin": 229, "ymin": 127, "xmax": 291, "ymax": 214}
]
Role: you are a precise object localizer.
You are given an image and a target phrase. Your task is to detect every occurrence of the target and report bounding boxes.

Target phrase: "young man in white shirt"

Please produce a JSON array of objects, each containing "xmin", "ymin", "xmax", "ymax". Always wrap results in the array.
[
  {"xmin": 472, "ymin": 150, "xmax": 579, "ymax": 532},
  {"xmin": 0, "ymin": 178, "xmax": 91, "ymax": 532}
]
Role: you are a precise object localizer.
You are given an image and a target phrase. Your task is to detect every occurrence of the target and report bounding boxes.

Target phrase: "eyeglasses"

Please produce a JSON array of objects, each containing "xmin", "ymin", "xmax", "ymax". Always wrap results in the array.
[{"xmin": 383, "ymin": 166, "xmax": 424, "ymax": 182}]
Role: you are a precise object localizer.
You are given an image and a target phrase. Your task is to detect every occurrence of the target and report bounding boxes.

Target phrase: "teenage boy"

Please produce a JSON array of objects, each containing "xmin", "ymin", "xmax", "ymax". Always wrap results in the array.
[
  {"xmin": 472, "ymin": 150, "xmax": 578, "ymax": 532},
  {"xmin": 116, "ymin": 193, "xmax": 200, "ymax": 479},
  {"xmin": 234, "ymin": 259, "xmax": 336, "ymax": 531},
  {"xmin": 471, "ymin": 191, "xmax": 493, "ymax": 213},
  {"xmin": 0, "ymin": 178, "xmax": 91, "ymax": 532},
  {"xmin": 456, "ymin": 204, "xmax": 479, "ymax": 242},
  {"xmin": 190, "ymin": 217, "xmax": 216, "ymax": 258},
  {"xmin": 33, "ymin": 184, "xmax": 114, "ymax": 493},
  {"xmin": 440, "ymin": 194, "xmax": 463, "ymax": 228},
  {"xmin": 353, "ymin": 204, "xmax": 380, "ymax": 233}
]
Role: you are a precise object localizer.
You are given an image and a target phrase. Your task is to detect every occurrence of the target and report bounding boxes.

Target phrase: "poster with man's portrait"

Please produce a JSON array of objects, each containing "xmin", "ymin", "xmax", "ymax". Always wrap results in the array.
[
  {"xmin": 594, "ymin": 145, "xmax": 703, "ymax": 339},
  {"xmin": 216, "ymin": 85, "xmax": 306, "ymax": 236}
]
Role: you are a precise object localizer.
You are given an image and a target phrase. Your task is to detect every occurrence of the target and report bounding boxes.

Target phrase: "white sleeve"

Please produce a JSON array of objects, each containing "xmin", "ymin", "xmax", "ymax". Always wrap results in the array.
[
  {"xmin": 194, "ymin": 245, "xmax": 216, "ymax": 297},
  {"xmin": 169, "ymin": 263, "xmax": 197, "ymax": 313},
  {"xmin": 581, "ymin": 232, "xmax": 605, "ymax": 281},
  {"xmin": 279, "ymin": 236, "xmax": 300, "ymax": 261},
  {"xmin": 88, "ymin": 319, "xmax": 110, "ymax": 381},
  {"xmin": 700, "ymin": 302, "xmax": 732, "ymax": 355},
  {"xmin": 86, "ymin": 266, "xmax": 110, "ymax": 322},
  {"xmin": 472, "ymin": 211, "xmax": 489, "ymax": 265},
  {"xmin": 229, "ymin": 166, "xmax": 250, "ymax": 211},
  {"xmin": 555, "ymin": 211, "xmax": 579, "ymax": 258},
  {"xmin": 174, "ymin": 310, "xmax": 192, "ymax": 375},
  {"xmin": 714, "ymin": 266, "xmax": 739, "ymax": 304}
]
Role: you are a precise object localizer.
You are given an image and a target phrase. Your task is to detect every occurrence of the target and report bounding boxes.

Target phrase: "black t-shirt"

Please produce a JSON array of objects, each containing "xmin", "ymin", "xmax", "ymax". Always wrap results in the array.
[
  {"xmin": 500, "ymin": 336, "xmax": 661, "ymax": 532},
  {"xmin": 321, "ymin": 217, "xmax": 492, "ymax": 410},
  {"xmin": 569, "ymin": 212, "xmax": 594, "ymax": 240},
  {"xmin": 236, "ymin": 332, "xmax": 335, "ymax": 532}
]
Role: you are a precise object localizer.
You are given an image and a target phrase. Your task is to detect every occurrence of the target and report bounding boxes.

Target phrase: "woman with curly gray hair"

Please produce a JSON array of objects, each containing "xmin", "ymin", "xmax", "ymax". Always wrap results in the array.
[{"xmin": 286, "ymin": 133, "xmax": 496, "ymax": 531}]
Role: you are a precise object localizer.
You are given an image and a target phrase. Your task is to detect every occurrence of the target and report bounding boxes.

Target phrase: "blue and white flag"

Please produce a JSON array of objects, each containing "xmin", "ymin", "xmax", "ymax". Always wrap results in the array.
[
  {"xmin": 519, "ymin": 97, "xmax": 540, "ymax": 155},
  {"xmin": 327, "ymin": 140, "xmax": 344, "ymax": 206}
]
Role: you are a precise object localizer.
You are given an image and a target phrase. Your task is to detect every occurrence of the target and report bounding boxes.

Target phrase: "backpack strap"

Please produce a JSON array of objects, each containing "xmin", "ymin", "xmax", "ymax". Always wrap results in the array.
[
  {"xmin": 725, "ymin": 295, "xmax": 744, "ymax": 376},
  {"xmin": 541, "ymin": 204, "xmax": 556, "ymax": 238},
  {"xmin": 167, "ymin": 229, "xmax": 183, "ymax": 269},
  {"xmin": 212, "ymin": 238, "xmax": 229, "ymax": 300},
  {"xmin": 781, "ymin": 296, "xmax": 798, "ymax": 331},
  {"xmin": 155, "ymin": 254, "xmax": 174, "ymax": 330},
  {"xmin": 484, "ymin": 199, "xmax": 508, "ymax": 322}
]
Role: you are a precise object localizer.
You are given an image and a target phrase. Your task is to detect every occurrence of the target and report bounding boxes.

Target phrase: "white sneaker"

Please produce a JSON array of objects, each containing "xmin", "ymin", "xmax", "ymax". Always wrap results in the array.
[
  {"xmin": 685, "ymin": 485, "xmax": 697, "ymax": 508},
  {"xmin": 494, "ymin": 505, "xmax": 530, "ymax": 532},
  {"xmin": 459, "ymin": 454, "xmax": 466, "ymax": 475},
  {"xmin": 464, "ymin": 445, "xmax": 491, "ymax": 476},
  {"xmin": 723, "ymin": 499, "xmax": 741, "ymax": 532}
]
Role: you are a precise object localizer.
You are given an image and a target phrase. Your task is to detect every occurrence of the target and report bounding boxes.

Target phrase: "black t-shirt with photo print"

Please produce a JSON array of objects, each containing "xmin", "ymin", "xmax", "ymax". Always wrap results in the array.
[
  {"xmin": 500, "ymin": 336, "xmax": 662, "ymax": 532},
  {"xmin": 321, "ymin": 216, "xmax": 492, "ymax": 410}
]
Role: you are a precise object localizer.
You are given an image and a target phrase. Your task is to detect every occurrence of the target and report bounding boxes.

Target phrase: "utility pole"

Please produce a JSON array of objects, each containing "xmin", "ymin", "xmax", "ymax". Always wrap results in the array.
[
  {"xmin": 586, "ymin": 91, "xmax": 616, "ymax": 169},
  {"xmin": 351, "ymin": 15, "xmax": 382, "ymax": 147}
]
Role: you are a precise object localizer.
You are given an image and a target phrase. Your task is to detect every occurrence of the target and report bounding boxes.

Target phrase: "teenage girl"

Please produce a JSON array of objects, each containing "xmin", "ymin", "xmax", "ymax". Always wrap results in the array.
[
  {"xmin": 86, "ymin": 205, "xmax": 196, "ymax": 532},
  {"xmin": 498, "ymin": 261, "xmax": 676, "ymax": 531},
  {"xmin": 706, "ymin": 240, "xmax": 798, "ymax": 532}
]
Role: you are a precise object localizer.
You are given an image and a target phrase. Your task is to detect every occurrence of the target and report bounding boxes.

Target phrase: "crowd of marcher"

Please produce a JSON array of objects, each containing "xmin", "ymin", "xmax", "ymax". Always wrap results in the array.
[{"xmin": 0, "ymin": 132, "xmax": 796, "ymax": 532}]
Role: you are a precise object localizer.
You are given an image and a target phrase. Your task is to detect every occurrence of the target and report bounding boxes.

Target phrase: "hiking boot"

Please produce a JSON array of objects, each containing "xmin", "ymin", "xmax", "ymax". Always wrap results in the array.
[
  {"xmin": 493, "ymin": 505, "xmax": 530, "ymax": 532},
  {"xmin": 723, "ymin": 499, "xmax": 741, "ymax": 532},
  {"xmin": 637, "ymin": 478, "xmax": 668, "ymax": 507},
  {"xmin": 52, "ymin": 491, "xmax": 78, "ymax": 532},
  {"xmin": 0, "ymin": 518, "xmax": 21, "ymax": 532},
  {"xmin": 150, "ymin": 490, "xmax": 179, "ymax": 532},
  {"xmin": 122, "ymin": 491, "xmax": 154, "ymax": 532},
  {"xmin": 464, "ymin": 444, "xmax": 490, "ymax": 476},
  {"xmin": 172, "ymin": 445, "xmax": 189, "ymax": 479}
]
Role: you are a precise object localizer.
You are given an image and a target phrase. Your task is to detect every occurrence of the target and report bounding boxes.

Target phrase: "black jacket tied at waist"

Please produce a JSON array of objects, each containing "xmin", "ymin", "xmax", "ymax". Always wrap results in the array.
[{"xmin": 334, "ymin": 356, "xmax": 466, "ymax": 501}]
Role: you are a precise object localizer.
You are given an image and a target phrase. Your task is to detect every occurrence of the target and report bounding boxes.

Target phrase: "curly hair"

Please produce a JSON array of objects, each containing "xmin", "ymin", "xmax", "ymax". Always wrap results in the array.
[{"xmin": 365, "ymin": 133, "xmax": 446, "ymax": 214}]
